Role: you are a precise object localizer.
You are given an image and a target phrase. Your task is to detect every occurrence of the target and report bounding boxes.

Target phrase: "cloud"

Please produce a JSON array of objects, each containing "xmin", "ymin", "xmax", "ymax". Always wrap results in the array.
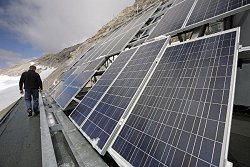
[
  {"xmin": 0, "ymin": 0, "xmax": 134, "ymax": 53},
  {"xmin": 0, "ymin": 49, "xmax": 32, "ymax": 67}
]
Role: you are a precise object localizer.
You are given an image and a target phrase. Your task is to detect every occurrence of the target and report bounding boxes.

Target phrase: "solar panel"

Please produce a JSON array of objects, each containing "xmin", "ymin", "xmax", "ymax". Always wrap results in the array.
[
  {"xmin": 110, "ymin": 29, "xmax": 239, "ymax": 167},
  {"xmin": 90, "ymin": 42, "xmax": 110, "ymax": 60},
  {"xmin": 99, "ymin": 35, "xmax": 125, "ymax": 57},
  {"xmin": 80, "ymin": 37, "xmax": 170, "ymax": 154},
  {"xmin": 71, "ymin": 45, "xmax": 94, "ymax": 67},
  {"xmin": 133, "ymin": 5, "xmax": 159, "ymax": 27},
  {"xmin": 62, "ymin": 66, "xmax": 84, "ymax": 86},
  {"xmin": 185, "ymin": 0, "xmax": 250, "ymax": 28},
  {"xmin": 84, "ymin": 43, "xmax": 104, "ymax": 62},
  {"xmin": 90, "ymin": 5, "xmax": 159, "ymax": 59},
  {"xmin": 63, "ymin": 67, "xmax": 77, "ymax": 80},
  {"xmin": 148, "ymin": 0, "xmax": 195, "ymax": 40},
  {"xmin": 77, "ymin": 62, "xmax": 90, "ymax": 73},
  {"xmin": 55, "ymin": 86, "xmax": 79, "ymax": 109},
  {"xmin": 70, "ymin": 70, "xmax": 96, "ymax": 88},
  {"xmin": 172, "ymin": 0, "xmax": 185, "ymax": 6},
  {"xmin": 61, "ymin": 62, "xmax": 92, "ymax": 86},
  {"xmin": 84, "ymin": 57, "xmax": 105, "ymax": 71},
  {"xmin": 51, "ymin": 82, "xmax": 67, "ymax": 99},
  {"xmin": 70, "ymin": 48, "xmax": 138, "ymax": 128},
  {"xmin": 75, "ymin": 46, "xmax": 98, "ymax": 66},
  {"xmin": 108, "ymin": 25, "xmax": 144, "ymax": 55},
  {"xmin": 52, "ymin": 52, "xmax": 105, "ymax": 110},
  {"xmin": 75, "ymin": 55, "xmax": 89, "ymax": 67}
]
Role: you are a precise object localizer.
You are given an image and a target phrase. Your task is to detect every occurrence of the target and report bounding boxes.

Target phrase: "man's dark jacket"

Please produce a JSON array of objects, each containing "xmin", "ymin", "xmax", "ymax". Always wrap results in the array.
[{"xmin": 19, "ymin": 70, "xmax": 43, "ymax": 90}]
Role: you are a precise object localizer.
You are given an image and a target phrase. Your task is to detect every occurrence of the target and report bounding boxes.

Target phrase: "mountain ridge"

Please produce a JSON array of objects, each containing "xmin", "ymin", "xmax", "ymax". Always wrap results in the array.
[{"xmin": 0, "ymin": 0, "xmax": 167, "ymax": 89}]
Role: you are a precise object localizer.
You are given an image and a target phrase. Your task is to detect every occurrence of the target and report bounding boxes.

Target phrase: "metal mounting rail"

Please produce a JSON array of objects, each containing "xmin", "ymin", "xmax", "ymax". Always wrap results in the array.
[{"xmin": 40, "ymin": 93, "xmax": 58, "ymax": 167}]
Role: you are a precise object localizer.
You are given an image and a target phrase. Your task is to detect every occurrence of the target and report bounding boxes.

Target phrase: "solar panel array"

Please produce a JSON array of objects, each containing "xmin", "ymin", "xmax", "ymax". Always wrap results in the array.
[
  {"xmin": 80, "ymin": 38, "xmax": 169, "ymax": 154},
  {"xmin": 51, "ymin": 4, "xmax": 163, "ymax": 110},
  {"xmin": 55, "ymin": 70, "xmax": 96, "ymax": 109},
  {"xmin": 54, "ymin": 58, "xmax": 106, "ymax": 109},
  {"xmin": 110, "ymin": 29, "xmax": 238, "ymax": 167},
  {"xmin": 48, "ymin": 0, "xmax": 247, "ymax": 166},
  {"xmin": 50, "ymin": 82, "xmax": 67, "ymax": 99},
  {"xmin": 70, "ymin": 70, "xmax": 96, "ymax": 88},
  {"xmin": 148, "ymin": 0, "xmax": 250, "ymax": 40},
  {"xmin": 186, "ymin": 0, "xmax": 250, "ymax": 28},
  {"xmin": 70, "ymin": 48, "xmax": 138, "ymax": 127},
  {"xmin": 148, "ymin": 0, "xmax": 195, "ymax": 40},
  {"xmin": 86, "ymin": 5, "xmax": 160, "ymax": 61},
  {"xmin": 56, "ymin": 86, "xmax": 79, "ymax": 109}
]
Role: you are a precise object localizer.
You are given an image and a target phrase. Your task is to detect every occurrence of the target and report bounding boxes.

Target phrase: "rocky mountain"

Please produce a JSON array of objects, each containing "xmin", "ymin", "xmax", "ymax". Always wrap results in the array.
[{"xmin": 0, "ymin": 0, "xmax": 168, "ymax": 90}]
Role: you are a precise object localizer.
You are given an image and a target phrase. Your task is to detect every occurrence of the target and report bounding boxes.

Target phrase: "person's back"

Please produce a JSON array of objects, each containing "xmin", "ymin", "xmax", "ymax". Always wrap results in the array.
[
  {"xmin": 20, "ymin": 70, "xmax": 42, "ymax": 89},
  {"xmin": 19, "ymin": 65, "xmax": 43, "ymax": 117}
]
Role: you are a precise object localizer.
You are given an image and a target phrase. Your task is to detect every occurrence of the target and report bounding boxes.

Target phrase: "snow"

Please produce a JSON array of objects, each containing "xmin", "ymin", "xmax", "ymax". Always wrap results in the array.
[
  {"xmin": 0, "ymin": 67, "xmax": 56, "ymax": 112},
  {"xmin": 0, "ymin": 75, "xmax": 20, "ymax": 91}
]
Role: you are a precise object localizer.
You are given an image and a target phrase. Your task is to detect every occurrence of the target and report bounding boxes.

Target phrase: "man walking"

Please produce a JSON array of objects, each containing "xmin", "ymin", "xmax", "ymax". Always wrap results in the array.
[{"xmin": 19, "ymin": 65, "xmax": 43, "ymax": 117}]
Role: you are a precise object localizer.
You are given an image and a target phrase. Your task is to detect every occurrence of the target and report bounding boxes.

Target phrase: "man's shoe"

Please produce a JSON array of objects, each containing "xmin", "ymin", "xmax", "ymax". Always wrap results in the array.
[{"xmin": 28, "ymin": 109, "xmax": 32, "ymax": 117}]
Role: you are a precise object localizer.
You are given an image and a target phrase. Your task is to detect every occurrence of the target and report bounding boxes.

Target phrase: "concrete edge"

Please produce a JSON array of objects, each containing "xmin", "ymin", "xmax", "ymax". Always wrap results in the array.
[{"xmin": 40, "ymin": 93, "xmax": 58, "ymax": 167}]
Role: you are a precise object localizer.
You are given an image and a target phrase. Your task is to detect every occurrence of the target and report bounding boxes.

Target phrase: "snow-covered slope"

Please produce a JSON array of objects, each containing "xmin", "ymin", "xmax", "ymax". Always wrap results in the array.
[{"xmin": 0, "ymin": 66, "xmax": 55, "ymax": 112}]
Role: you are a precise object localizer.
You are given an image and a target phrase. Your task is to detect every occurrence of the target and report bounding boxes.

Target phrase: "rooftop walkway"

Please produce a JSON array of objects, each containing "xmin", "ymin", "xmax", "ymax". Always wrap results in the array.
[{"xmin": 0, "ymin": 97, "xmax": 42, "ymax": 167}]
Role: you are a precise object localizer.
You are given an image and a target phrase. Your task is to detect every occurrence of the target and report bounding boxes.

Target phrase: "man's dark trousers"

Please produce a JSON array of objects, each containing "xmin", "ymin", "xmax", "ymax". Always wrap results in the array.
[{"xmin": 25, "ymin": 89, "xmax": 39, "ymax": 113}]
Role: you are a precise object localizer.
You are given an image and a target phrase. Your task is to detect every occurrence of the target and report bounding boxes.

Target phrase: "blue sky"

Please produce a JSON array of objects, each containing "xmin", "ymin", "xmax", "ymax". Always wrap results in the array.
[
  {"xmin": 0, "ymin": 0, "xmax": 134, "ymax": 69},
  {"xmin": 0, "ymin": 28, "xmax": 41, "ymax": 68}
]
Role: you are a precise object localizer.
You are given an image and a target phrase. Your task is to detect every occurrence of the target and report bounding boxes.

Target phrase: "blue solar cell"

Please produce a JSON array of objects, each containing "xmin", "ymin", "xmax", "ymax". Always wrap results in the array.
[
  {"xmin": 55, "ymin": 86, "xmax": 79, "ymax": 109},
  {"xmin": 70, "ymin": 48, "xmax": 138, "ymax": 127},
  {"xmin": 70, "ymin": 70, "xmax": 95, "ymax": 88},
  {"xmin": 81, "ymin": 37, "xmax": 169, "ymax": 154},
  {"xmin": 90, "ymin": 42, "xmax": 111, "ymax": 60},
  {"xmin": 108, "ymin": 25, "xmax": 143, "ymax": 56},
  {"xmin": 51, "ymin": 82, "xmax": 67, "ymax": 99},
  {"xmin": 63, "ymin": 67, "xmax": 77, "ymax": 80},
  {"xmin": 111, "ymin": 29, "xmax": 238, "ymax": 167},
  {"xmin": 148, "ymin": 0, "xmax": 195, "ymax": 40},
  {"xmin": 100, "ymin": 35, "xmax": 125, "ymax": 57},
  {"xmin": 84, "ymin": 58, "xmax": 105, "ymax": 71},
  {"xmin": 133, "ymin": 5, "xmax": 159, "ymax": 26},
  {"xmin": 186, "ymin": 0, "xmax": 250, "ymax": 27}
]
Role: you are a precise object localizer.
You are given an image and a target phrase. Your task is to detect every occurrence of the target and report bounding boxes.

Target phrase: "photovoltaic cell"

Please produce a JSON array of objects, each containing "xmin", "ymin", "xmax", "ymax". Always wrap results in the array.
[
  {"xmin": 91, "ymin": 5, "xmax": 159, "ymax": 59},
  {"xmin": 84, "ymin": 58, "xmax": 105, "ymax": 71},
  {"xmin": 70, "ymin": 48, "xmax": 138, "ymax": 128},
  {"xmin": 51, "ymin": 82, "xmax": 67, "ymax": 99},
  {"xmin": 111, "ymin": 30, "xmax": 238, "ymax": 167},
  {"xmin": 148, "ymin": 0, "xmax": 195, "ymax": 40},
  {"xmin": 99, "ymin": 35, "xmax": 125, "ymax": 57},
  {"xmin": 172, "ymin": 0, "xmax": 185, "ymax": 6},
  {"xmin": 53, "ymin": 62, "xmax": 94, "ymax": 109},
  {"xmin": 70, "ymin": 70, "xmax": 95, "ymax": 88},
  {"xmin": 75, "ymin": 46, "xmax": 98, "ymax": 66},
  {"xmin": 108, "ymin": 25, "xmax": 144, "ymax": 55},
  {"xmin": 85, "ymin": 43, "xmax": 103, "ymax": 62},
  {"xmin": 77, "ymin": 63, "xmax": 90, "ymax": 73},
  {"xmin": 62, "ymin": 66, "xmax": 83, "ymax": 86},
  {"xmin": 63, "ymin": 67, "xmax": 77, "ymax": 80},
  {"xmin": 186, "ymin": 0, "xmax": 250, "ymax": 27},
  {"xmin": 73, "ymin": 46, "xmax": 93, "ymax": 67},
  {"xmin": 133, "ymin": 6, "xmax": 159, "ymax": 27},
  {"xmin": 90, "ymin": 42, "xmax": 110, "ymax": 60},
  {"xmin": 81, "ymin": 38, "xmax": 169, "ymax": 154},
  {"xmin": 55, "ymin": 86, "xmax": 79, "ymax": 109},
  {"xmin": 107, "ymin": 7, "xmax": 145, "ymax": 40}
]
